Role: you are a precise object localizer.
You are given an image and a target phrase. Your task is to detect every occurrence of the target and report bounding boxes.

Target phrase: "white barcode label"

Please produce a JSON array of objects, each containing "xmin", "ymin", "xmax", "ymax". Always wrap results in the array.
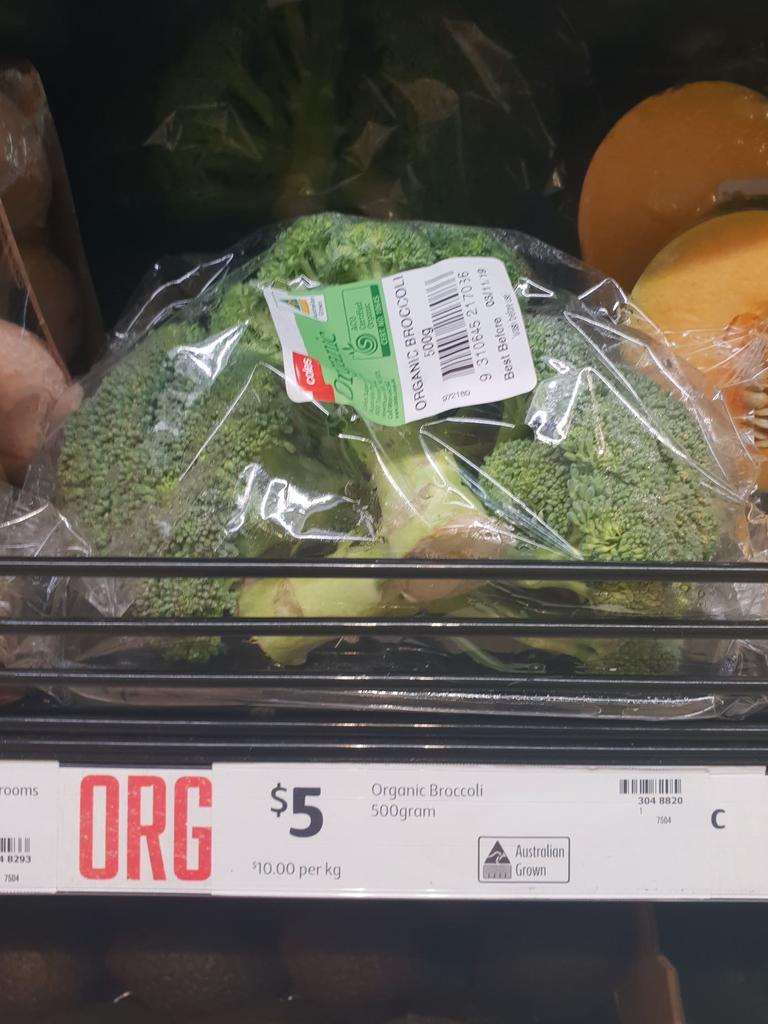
[
  {"xmin": 425, "ymin": 269, "xmax": 474, "ymax": 381},
  {"xmin": 619, "ymin": 778, "xmax": 683, "ymax": 796},
  {"xmin": 383, "ymin": 257, "xmax": 536, "ymax": 422},
  {"xmin": 0, "ymin": 761, "xmax": 58, "ymax": 892}
]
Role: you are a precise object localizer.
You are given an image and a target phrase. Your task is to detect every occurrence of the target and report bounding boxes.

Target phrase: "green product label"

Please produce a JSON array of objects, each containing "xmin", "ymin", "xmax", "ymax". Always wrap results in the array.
[
  {"xmin": 265, "ymin": 257, "xmax": 535, "ymax": 426},
  {"xmin": 269, "ymin": 280, "xmax": 404, "ymax": 425}
]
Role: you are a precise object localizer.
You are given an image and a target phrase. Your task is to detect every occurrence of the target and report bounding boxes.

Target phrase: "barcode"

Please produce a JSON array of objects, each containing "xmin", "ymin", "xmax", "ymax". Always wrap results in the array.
[
  {"xmin": 0, "ymin": 837, "xmax": 30, "ymax": 854},
  {"xmin": 426, "ymin": 270, "xmax": 474, "ymax": 381},
  {"xmin": 619, "ymin": 778, "xmax": 682, "ymax": 796}
]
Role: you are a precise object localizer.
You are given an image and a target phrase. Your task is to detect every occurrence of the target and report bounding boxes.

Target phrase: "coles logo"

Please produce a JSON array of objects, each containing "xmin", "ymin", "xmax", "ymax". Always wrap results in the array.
[
  {"xmin": 302, "ymin": 356, "xmax": 316, "ymax": 387},
  {"xmin": 292, "ymin": 352, "xmax": 335, "ymax": 403}
]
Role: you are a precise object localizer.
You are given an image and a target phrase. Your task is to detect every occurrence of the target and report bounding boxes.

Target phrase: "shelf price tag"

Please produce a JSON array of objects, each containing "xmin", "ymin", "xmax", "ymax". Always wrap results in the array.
[
  {"xmin": 5, "ymin": 761, "xmax": 768, "ymax": 897},
  {"xmin": 212, "ymin": 762, "xmax": 768, "ymax": 899},
  {"xmin": 0, "ymin": 761, "xmax": 58, "ymax": 893}
]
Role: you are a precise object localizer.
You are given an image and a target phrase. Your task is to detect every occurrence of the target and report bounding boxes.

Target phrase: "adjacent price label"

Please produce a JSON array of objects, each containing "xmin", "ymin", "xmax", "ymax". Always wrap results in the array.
[
  {"xmin": 7, "ymin": 761, "xmax": 768, "ymax": 897},
  {"xmin": 0, "ymin": 761, "xmax": 58, "ymax": 892}
]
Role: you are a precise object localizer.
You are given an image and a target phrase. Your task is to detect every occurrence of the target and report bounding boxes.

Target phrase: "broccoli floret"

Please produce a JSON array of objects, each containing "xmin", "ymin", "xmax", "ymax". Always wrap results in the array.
[
  {"xmin": 255, "ymin": 214, "xmax": 531, "ymax": 289},
  {"xmin": 321, "ymin": 218, "xmax": 436, "ymax": 281},
  {"xmin": 482, "ymin": 436, "xmax": 571, "ymax": 540},
  {"xmin": 472, "ymin": 314, "xmax": 728, "ymax": 674},
  {"xmin": 526, "ymin": 313, "xmax": 598, "ymax": 375},
  {"xmin": 625, "ymin": 365, "xmax": 718, "ymax": 473},
  {"xmin": 257, "ymin": 213, "xmax": 438, "ymax": 284},
  {"xmin": 421, "ymin": 222, "xmax": 529, "ymax": 284},
  {"xmin": 207, "ymin": 281, "xmax": 278, "ymax": 359},
  {"xmin": 56, "ymin": 321, "xmax": 199, "ymax": 552},
  {"xmin": 577, "ymin": 636, "xmax": 681, "ymax": 676},
  {"xmin": 55, "ymin": 307, "xmax": 357, "ymax": 657}
]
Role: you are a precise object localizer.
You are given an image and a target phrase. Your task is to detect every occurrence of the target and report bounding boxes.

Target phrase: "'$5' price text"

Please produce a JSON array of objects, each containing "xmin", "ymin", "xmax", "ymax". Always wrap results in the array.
[
  {"xmin": 258, "ymin": 782, "xmax": 342, "ymax": 883},
  {"xmin": 270, "ymin": 783, "xmax": 324, "ymax": 837}
]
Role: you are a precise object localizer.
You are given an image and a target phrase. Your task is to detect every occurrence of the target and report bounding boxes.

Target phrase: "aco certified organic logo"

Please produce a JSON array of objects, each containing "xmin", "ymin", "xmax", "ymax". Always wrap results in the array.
[{"xmin": 343, "ymin": 331, "xmax": 391, "ymax": 361}]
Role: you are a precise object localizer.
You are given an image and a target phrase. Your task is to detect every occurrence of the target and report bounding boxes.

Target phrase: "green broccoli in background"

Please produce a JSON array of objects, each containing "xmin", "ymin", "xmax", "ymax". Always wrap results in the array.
[
  {"xmin": 440, "ymin": 592, "xmax": 682, "ymax": 677},
  {"xmin": 145, "ymin": 0, "xmax": 347, "ymax": 232},
  {"xmin": 53, "ymin": 214, "xmax": 733, "ymax": 673}
]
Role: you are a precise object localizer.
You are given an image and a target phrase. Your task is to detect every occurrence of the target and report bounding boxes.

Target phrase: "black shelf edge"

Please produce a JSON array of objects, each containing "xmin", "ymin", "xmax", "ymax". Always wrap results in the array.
[
  {"xmin": 1, "ymin": 668, "xmax": 766, "ymax": 695},
  {"xmin": 1, "ymin": 711, "xmax": 768, "ymax": 766},
  {"xmin": 2, "ymin": 616, "xmax": 767, "ymax": 638},
  {"xmin": 1, "ymin": 556, "xmax": 767, "ymax": 581}
]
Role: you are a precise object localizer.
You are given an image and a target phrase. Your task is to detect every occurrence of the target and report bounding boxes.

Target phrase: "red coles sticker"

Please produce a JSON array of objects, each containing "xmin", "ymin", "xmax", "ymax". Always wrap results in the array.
[{"xmin": 292, "ymin": 353, "xmax": 335, "ymax": 403}]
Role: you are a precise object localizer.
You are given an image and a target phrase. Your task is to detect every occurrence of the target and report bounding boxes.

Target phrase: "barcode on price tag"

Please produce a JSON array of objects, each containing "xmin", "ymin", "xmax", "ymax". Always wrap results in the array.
[
  {"xmin": 619, "ymin": 778, "xmax": 683, "ymax": 796},
  {"xmin": 0, "ymin": 761, "xmax": 58, "ymax": 892},
  {"xmin": 383, "ymin": 257, "xmax": 537, "ymax": 423},
  {"xmin": 0, "ymin": 837, "xmax": 31, "ymax": 854}
]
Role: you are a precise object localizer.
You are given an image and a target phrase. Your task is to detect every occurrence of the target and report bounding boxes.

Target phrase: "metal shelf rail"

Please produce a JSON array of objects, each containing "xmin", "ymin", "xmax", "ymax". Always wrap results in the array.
[{"xmin": 1, "ymin": 555, "xmax": 768, "ymax": 764}]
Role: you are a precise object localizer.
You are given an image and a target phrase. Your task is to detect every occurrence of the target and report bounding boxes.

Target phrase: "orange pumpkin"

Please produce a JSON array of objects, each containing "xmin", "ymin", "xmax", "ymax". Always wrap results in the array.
[
  {"xmin": 579, "ymin": 82, "xmax": 768, "ymax": 290},
  {"xmin": 631, "ymin": 211, "xmax": 768, "ymax": 471}
]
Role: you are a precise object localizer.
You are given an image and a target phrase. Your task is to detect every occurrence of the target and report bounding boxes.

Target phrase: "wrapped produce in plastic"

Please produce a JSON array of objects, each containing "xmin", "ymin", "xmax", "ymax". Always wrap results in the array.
[
  {"xmin": 0, "ymin": 61, "xmax": 106, "ymax": 484},
  {"xmin": 84, "ymin": 0, "xmax": 589, "ymax": 319},
  {"xmin": 11, "ymin": 212, "xmax": 768, "ymax": 714},
  {"xmin": 627, "ymin": 211, "xmax": 768, "ymax": 490},
  {"xmin": 0, "ymin": 61, "xmax": 102, "ymax": 367}
]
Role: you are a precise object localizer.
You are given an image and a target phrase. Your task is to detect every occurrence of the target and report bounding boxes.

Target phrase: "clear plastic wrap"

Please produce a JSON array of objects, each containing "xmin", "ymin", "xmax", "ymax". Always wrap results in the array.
[
  {"xmin": 143, "ymin": 0, "xmax": 582, "ymax": 223},
  {"xmin": 83, "ymin": 0, "xmax": 589, "ymax": 324},
  {"xmin": 0, "ymin": 479, "xmax": 91, "ymax": 702},
  {"xmin": 629, "ymin": 302, "xmax": 768, "ymax": 493},
  {"xmin": 0, "ymin": 61, "xmax": 102, "ymax": 368},
  {"xmin": 12, "ymin": 212, "xmax": 768, "ymax": 716}
]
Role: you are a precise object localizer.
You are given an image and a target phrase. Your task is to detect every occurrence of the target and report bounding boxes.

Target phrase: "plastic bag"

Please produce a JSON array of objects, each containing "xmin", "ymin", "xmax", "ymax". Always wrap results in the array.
[
  {"xmin": 0, "ymin": 479, "xmax": 91, "ymax": 702},
  {"xmin": 83, "ymin": 0, "xmax": 590, "ymax": 322},
  {"xmin": 0, "ymin": 61, "xmax": 104, "ymax": 486},
  {"xmin": 0, "ymin": 61, "xmax": 102, "ymax": 368},
  {"xmin": 14, "ymin": 212, "xmax": 768, "ymax": 714},
  {"xmin": 628, "ymin": 303, "xmax": 768, "ymax": 492}
]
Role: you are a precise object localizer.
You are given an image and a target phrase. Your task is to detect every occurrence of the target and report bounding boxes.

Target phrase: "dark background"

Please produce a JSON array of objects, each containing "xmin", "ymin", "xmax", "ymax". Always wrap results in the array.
[{"xmin": 7, "ymin": 0, "xmax": 768, "ymax": 324}]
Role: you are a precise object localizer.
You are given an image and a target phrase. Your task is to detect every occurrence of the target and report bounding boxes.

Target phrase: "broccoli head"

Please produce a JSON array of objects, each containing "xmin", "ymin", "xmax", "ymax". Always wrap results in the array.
[
  {"xmin": 52, "ymin": 214, "xmax": 729, "ymax": 677},
  {"xmin": 472, "ymin": 313, "xmax": 729, "ymax": 673},
  {"xmin": 208, "ymin": 214, "xmax": 530, "ymax": 364},
  {"xmin": 482, "ymin": 435, "xmax": 572, "ymax": 541},
  {"xmin": 55, "ymin": 309, "xmax": 361, "ymax": 657},
  {"xmin": 256, "ymin": 213, "xmax": 530, "ymax": 287},
  {"xmin": 55, "ymin": 213, "xmax": 534, "ymax": 663}
]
